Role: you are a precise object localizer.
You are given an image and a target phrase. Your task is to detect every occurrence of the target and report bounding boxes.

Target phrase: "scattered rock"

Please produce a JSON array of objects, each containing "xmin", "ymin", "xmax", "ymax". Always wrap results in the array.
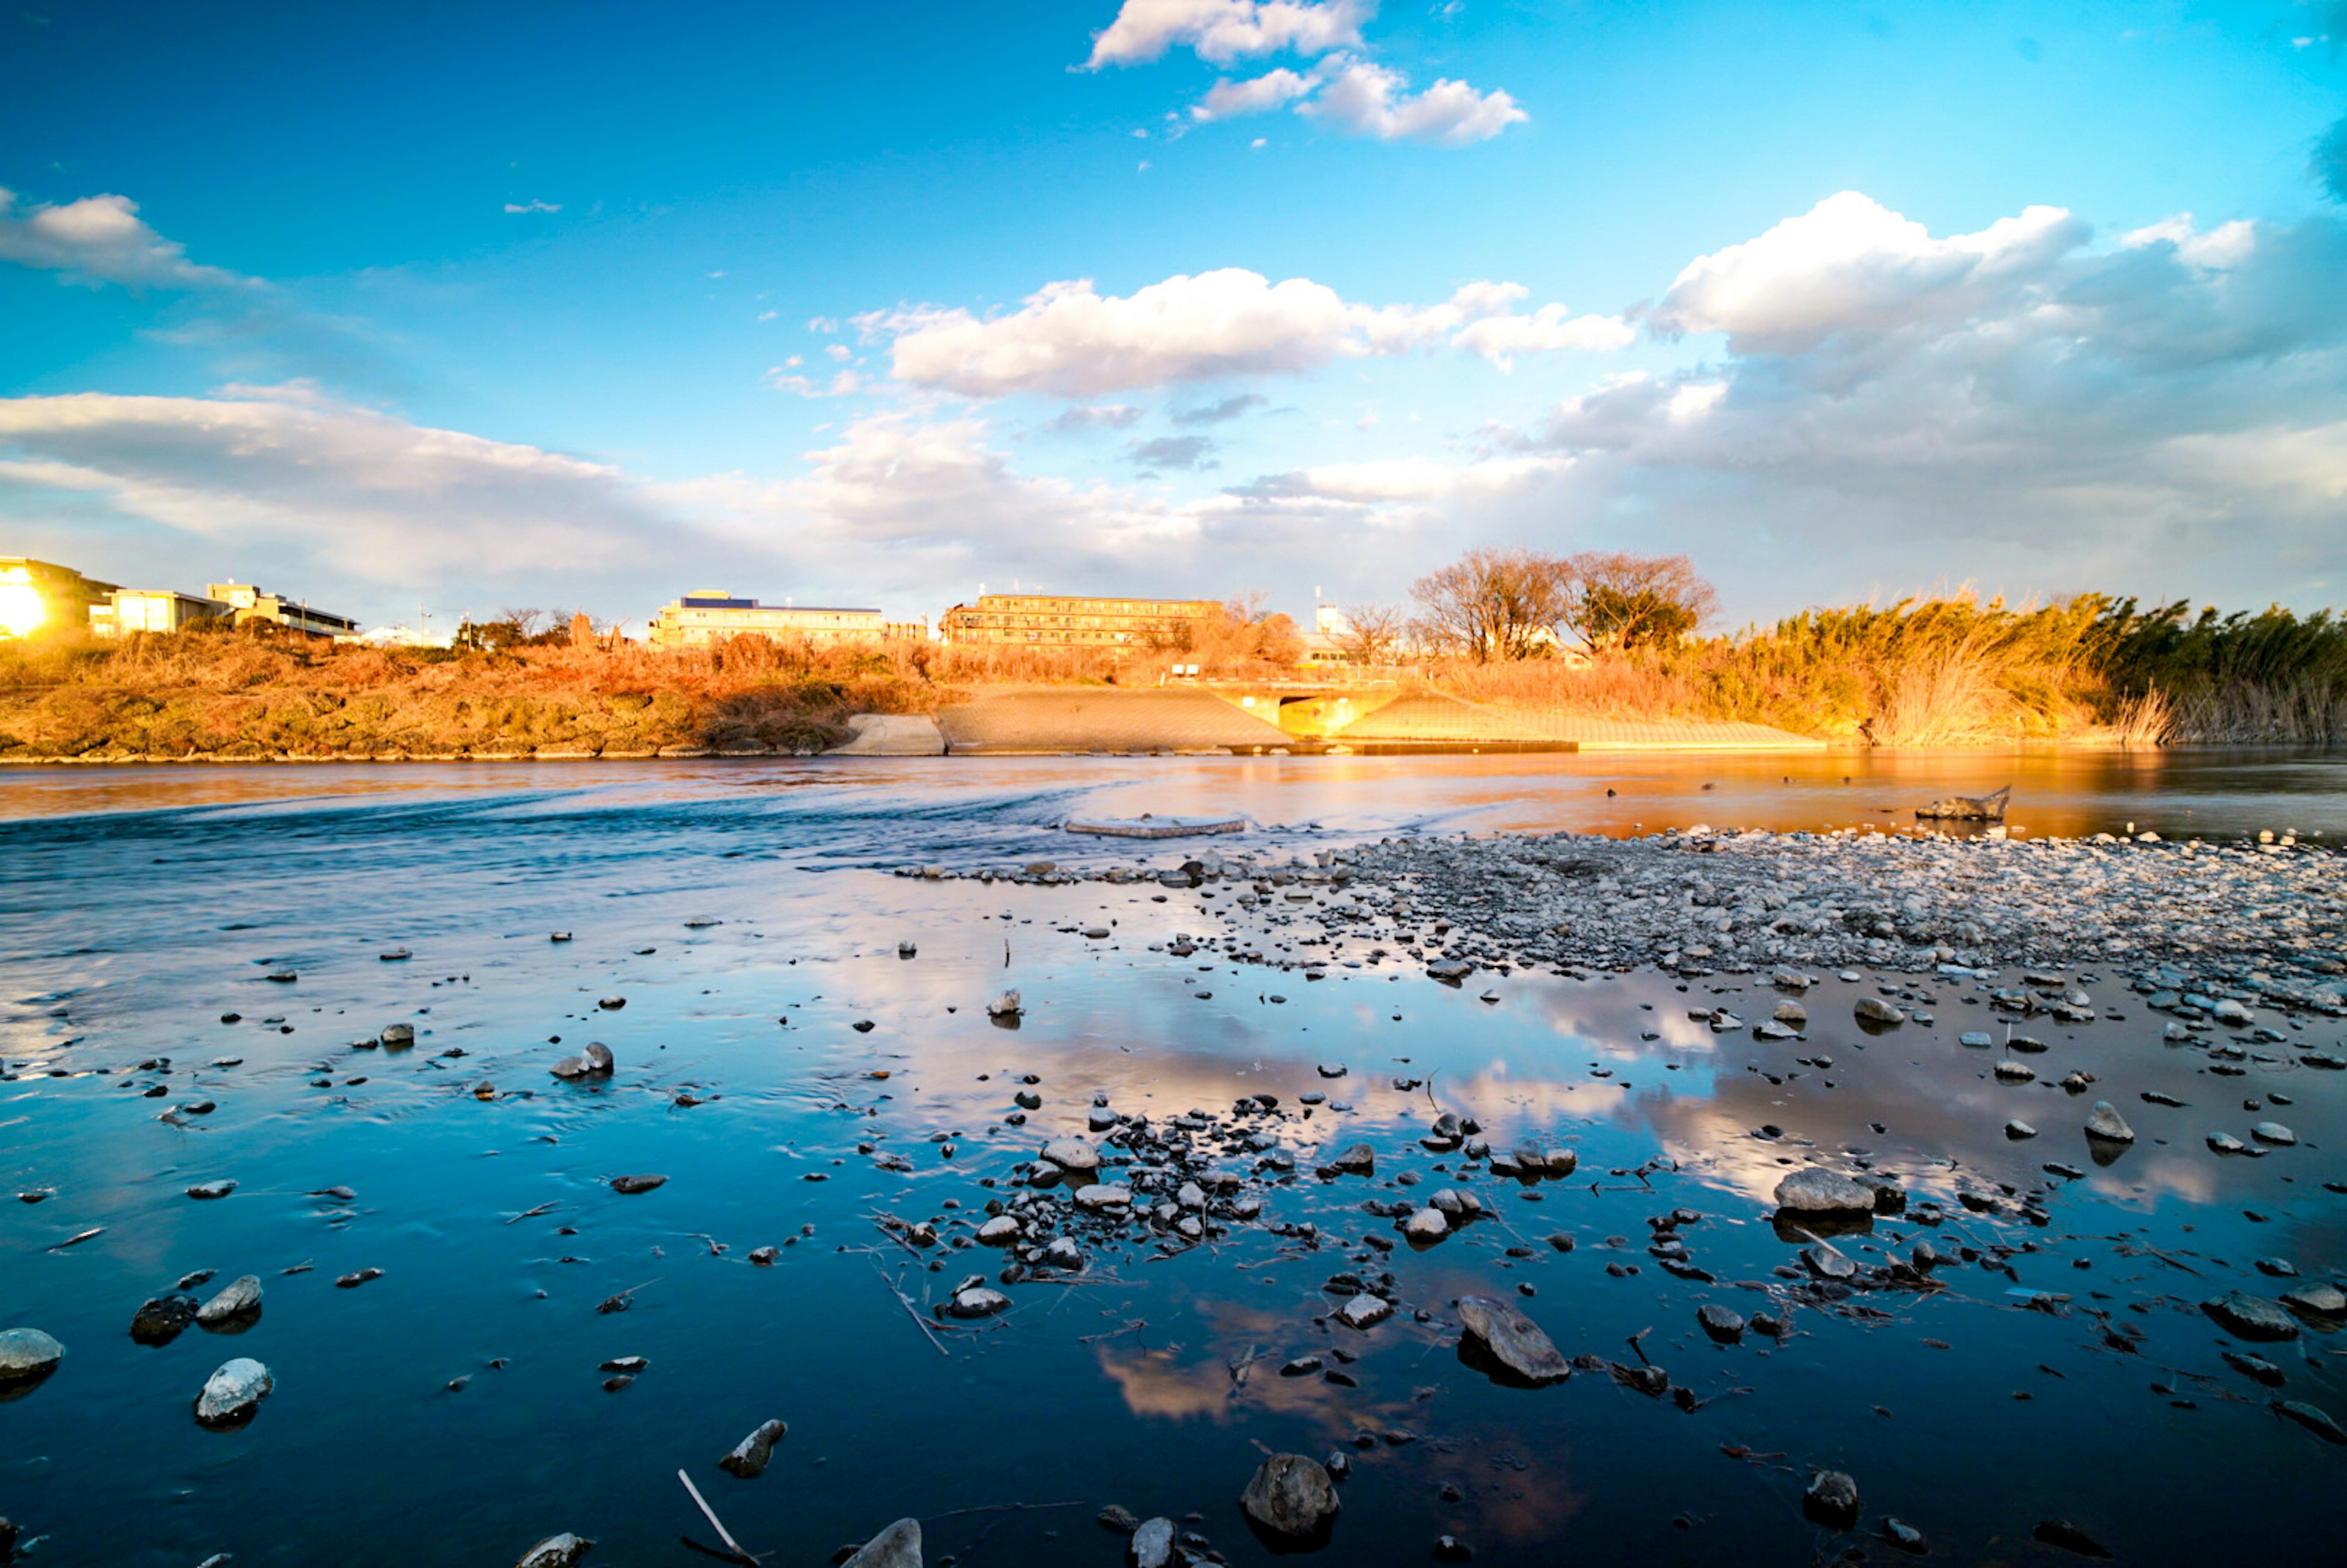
[
  {"xmin": 1329, "ymin": 1143, "xmax": 1375, "ymax": 1175},
  {"xmin": 186, "ymin": 1179, "xmax": 237, "ymax": 1201},
  {"xmin": 1455, "ymin": 1295, "xmax": 1569, "ymax": 1386},
  {"xmin": 1240, "ymin": 1453, "xmax": 1340, "ymax": 1542},
  {"xmin": 2084, "ymin": 1102, "xmax": 2135, "ymax": 1143},
  {"xmin": 2277, "ymin": 1399, "xmax": 2347, "ymax": 1445},
  {"xmin": 941, "ymin": 1286, "xmax": 1010, "ymax": 1319},
  {"xmin": 1804, "ymin": 1469, "xmax": 1859, "ymax": 1528},
  {"xmin": 1853, "ymin": 997, "xmax": 1903, "ymax": 1025},
  {"xmin": 719, "ymin": 1418, "xmax": 788, "ymax": 1478},
  {"xmin": 1040, "ymin": 1138, "xmax": 1101, "ymax": 1173},
  {"xmin": 2202, "ymin": 1291, "xmax": 2301, "ymax": 1342},
  {"xmin": 2280, "ymin": 1283, "xmax": 2346, "ymax": 1318},
  {"xmin": 841, "ymin": 1517, "xmax": 922, "ymax": 1568},
  {"xmin": 1775, "ymin": 1167, "xmax": 1875, "ymax": 1214},
  {"xmin": 0, "ymin": 1327, "xmax": 65, "ymax": 1382},
  {"xmin": 1698, "ymin": 1303, "xmax": 1746, "ymax": 1343},
  {"xmin": 1130, "ymin": 1517, "xmax": 1176, "ymax": 1568},
  {"xmin": 609, "ymin": 1174, "xmax": 667, "ymax": 1195},
  {"xmin": 131, "ymin": 1295, "xmax": 200, "ymax": 1343},
  {"xmin": 2031, "ymin": 1520, "xmax": 2114, "ymax": 1559},
  {"xmin": 196, "ymin": 1276, "xmax": 262, "ymax": 1326},
  {"xmin": 1337, "ymin": 1294, "xmax": 1393, "ymax": 1330},
  {"xmin": 193, "ymin": 1357, "xmax": 274, "ymax": 1426},
  {"xmin": 2249, "ymin": 1121, "xmax": 2297, "ymax": 1146},
  {"xmin": 516, "ymin": 1534, "xmax": 595, "ymax": 1568}
]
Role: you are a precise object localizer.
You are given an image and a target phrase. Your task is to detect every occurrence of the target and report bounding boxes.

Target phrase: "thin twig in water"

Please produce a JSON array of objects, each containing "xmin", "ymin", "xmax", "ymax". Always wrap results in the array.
[
  {"xmin": 677, "ymin": 1470, "xmax": 758, "ymax": 1564},
  {"xmin": 928, "ymin": 1499, "xmax": 1087, "ymax": 1523},
  {"xmin": 505, "ymin": 1201, "xmax": 560, "ymax": 1225},
  {"xmin": 1079, "ymin": 1318, "xmax": 1147, "ymax": 1344},
  {"xmin": 870, "ymin": 1258, "xmax": 952, "ymax": 1357}
]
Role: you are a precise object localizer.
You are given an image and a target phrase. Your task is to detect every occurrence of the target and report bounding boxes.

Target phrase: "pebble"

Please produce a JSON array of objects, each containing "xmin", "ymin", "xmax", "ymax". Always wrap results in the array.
[
  {"xmin": 1698, "ymin": 1303, "xmax": 1746, "ymax": 1342},
  {"xmin": 2084, "ymin": 1102, "xmax": 2136, "ymax": 1143},
  {"xmin": 186, "ymin": 1179, "xmax": 237, "ymax": 1200},
  {"xmin": 719, "ymin": 1418, "xmax": 788, "ymax": 1478},
  {"xmin": 1240, "ymin": 1454, "xmax": 1340, "ymax": 1541},
  {"xmin": 193, "ymin": 1357, "xmax": 274, "ymax": 1426}
]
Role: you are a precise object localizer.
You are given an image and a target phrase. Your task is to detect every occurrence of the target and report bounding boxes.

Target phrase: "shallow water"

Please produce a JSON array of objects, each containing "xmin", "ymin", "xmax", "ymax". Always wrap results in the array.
[{"xmin": 2, "ymin": 755, "xmax": 2342, "ymax": 1567}]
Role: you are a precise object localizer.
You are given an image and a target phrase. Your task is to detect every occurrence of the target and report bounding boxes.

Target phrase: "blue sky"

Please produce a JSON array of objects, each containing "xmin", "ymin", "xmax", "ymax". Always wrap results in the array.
[{"xmin": 3, "ymin": 1, "xmax": 2345, "ymax": 634}]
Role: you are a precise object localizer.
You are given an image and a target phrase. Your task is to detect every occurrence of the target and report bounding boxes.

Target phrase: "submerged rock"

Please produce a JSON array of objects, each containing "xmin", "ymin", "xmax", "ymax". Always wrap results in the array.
[
  {"xmin": 2030, "ymin": 1520, "xmax": 2114, "ymax": 1558},
  {"xmin": 2203, "ymin": 1291, "xmax": 2302, "ymax": 1342},
  {"xmin": 1698, "ymin": 1304, "xmax": 1746, "ymax": 1343},
  {"xmin": 1774, "ymin": 1168, "xmax": 1874, "ymax": 1214},
  {"xmin": 1455, "ymin": 1295, "xmax": 1569, "ymax": 1387},
  {"xmin": 515, "ymin": 1534, "xmax": 594, "ymax": 1568},
  {"xmin": 608, "ymin": 1174, "xmax": 667, "ymax": 1195},
  {"xmin": 718, "ymin": 1418, "xmax": 787, "ymax": 1478},
  {"xmin": 196, "ymin": 1275, "xmax": 262, "ymax": 1326},
  {"xmin": 1241, "ymin": 1454, "xmax": 1340, "ymax": 1541},
  {"xmin": 2277, "ymin": 1400, "xmax": 2347, "ymax": 1445},
  {"xmin": 0, "ymin": 1327, "xmax": 64, "ymax": 1382},
  {"xmin": 842, "ymin": 1517, "xmax": 922, "ymax": 1567},
  {"xmin": 194, "ymin": 1357, "xmax": 273, "ymax": 1426},
  {"xmin": 186, "ymin": 1179, "xmax": 237, "ymax": 1200}
]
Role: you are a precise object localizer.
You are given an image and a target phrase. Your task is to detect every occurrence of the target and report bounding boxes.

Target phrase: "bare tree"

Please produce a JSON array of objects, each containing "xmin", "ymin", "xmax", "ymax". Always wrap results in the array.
[
  {"xmin": 496, "ymin": 607, "xmax": 548, "ymax": 640},
  {"xmin": 1337, "ymin": 602, "xmax": 1409, "ymax": 665},
  {"xmin": 1409, "ymin": 548, "xmax": 1575, "ymax": 662},
  {"xmin": 1562, "ymin": 553, "xmax": 1719, "ymax": 650}
]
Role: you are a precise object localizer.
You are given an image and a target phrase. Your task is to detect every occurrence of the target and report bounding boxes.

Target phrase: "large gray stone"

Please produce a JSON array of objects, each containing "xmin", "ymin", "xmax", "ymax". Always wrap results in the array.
[
  {"xmin": 2084, "ymin": 1101, "xmax": 2136, "ymax": 1143},
  {"xmin": 1774, "ymin": 1167, "xmax": 1874, "ymax": 1214},
  {"xmin": 1328, "ymin": 1143, "xmax": 1375, "ymax": 1174},
  {"xmin": 0, "ymin": 1327, "xmax": 64, "ymax": 1381},
  {"xmin": 1240, "ymin": 1454, "xmax": 1340, "ymax": 1541},
  {"xmin": 2203, "ymin": 1291, "xmax": 2302, "ymax": 1342},
  {"xmin": 1456, "ymin": 1295, "xmax": 1569, "ymax": 1387},
  {"xmin": 1041, "ymin": 1138, "xmax": 1101, "ymax": 1173},
  {"xmin": 842, "ymin": 1517, "xmax": 922, "ymax": 1567},
  {"xmin": 194, "ymin": 1357, "xmax": 274, "ymax": 1426}
]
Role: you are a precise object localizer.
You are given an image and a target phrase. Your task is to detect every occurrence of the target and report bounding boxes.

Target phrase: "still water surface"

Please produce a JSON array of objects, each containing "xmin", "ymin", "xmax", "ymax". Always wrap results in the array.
[{"xmin": 2, "ymin": 752, "xmax": 2341, "ymax": 1566}]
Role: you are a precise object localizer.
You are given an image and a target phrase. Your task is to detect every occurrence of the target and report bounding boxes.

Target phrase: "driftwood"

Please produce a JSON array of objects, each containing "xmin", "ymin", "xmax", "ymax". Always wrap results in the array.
[{"xmin": 1915, "ymin": 784, "xmax": 2011, "ymax": 821}]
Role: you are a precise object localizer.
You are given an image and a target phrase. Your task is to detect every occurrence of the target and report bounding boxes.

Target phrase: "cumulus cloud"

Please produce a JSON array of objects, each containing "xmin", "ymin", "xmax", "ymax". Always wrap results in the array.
[
  {"xmin": 1301, "ymin": 57, "xmax": 1526, "ymax": 145},
  {"xmin": 1526, "ymin": 199, "xmax": 2347, "ymax": 606},
  {"xmin": 0, "ymin": 186, "xmax": 253, "ymax": 290},
  {"xmin": 1455, "ymin": 303, "xmax": 1637, "ymax": 368},
  {"xmin": 1649, "ymin": 190, "xmax": 2088, "ymax": 355},
  {"xmin": 1086, "ymin": 0, "xmax": 1368, "ymax": 68},
  {"xmin": 863, "ymin": 270, "xmax": 1625, "ymax": 398},
  {"xmin": 1191, "ymin": 67, "xmax": 1315, "ymax": 120}
]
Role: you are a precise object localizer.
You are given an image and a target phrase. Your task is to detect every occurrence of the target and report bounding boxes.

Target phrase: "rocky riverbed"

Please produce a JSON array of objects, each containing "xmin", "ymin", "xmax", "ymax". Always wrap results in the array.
[{"xmin": 3, "ymin": 786, "xmax": 2343, "ymax": 1567}]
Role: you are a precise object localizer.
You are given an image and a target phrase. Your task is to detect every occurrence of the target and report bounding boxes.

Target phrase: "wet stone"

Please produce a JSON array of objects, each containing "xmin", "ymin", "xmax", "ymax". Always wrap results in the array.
[
  {"xmin": 193, "ymin": 1357, "xmax": 273, "ymax": 1426},
  {"xmin": 2203, "ymin": 1291, "xmax": 2302, "ymax": 1342},
  {"xmin": 1455, "ymin": 1295, "xmax": 1569, "ymax": 1386},
  {"xmin": 1337, "ymin": 1294, "xmax": 1393, "ymax": 1330},
  {"xmin": 1774, "ymin": 1167, "xmax": 1875, "ymax": 1214},
  {"xmin": 130, "ymin": 1296, "xmax": 200, "ymax": 1343},
  {"xmin": 1698, "ymin": 1303, "xmax": 1746, "ymax": 1343},
  {"xmin": 196, "ymin": 1275, "xmax": 262, "ymax": 1326},
  {"xmin": 516, "ymin": 1534, "xmax": 595, "ymax": 1568},
  {"xmin": 1129, "ymin": 1517, "xmax": 1176, "ymax": 1568},
  {"xmin": 1240, "ymin": 1453, "xmax": 1340, "ymax": 1542},
  {"xmin": 2277, "ymin": 1401, "xmax": 2347, "ymax": 1445},
  {"xmin": 719, "ymin": 1418, "xmax": 788, "ymax": 1478},
  {"xmin": 841, "ymin": 1517, "xmax": 922, "ymax": 1568},
  {"xmin": 2084, "ymin": 1101, "xmax": 2136, "ymax": 1143},
  {"xmin": 0, "ymin": 1327, "xmax": 65, "ymax": 1381},
  {"xmin": 186, "ymin": 1179, "xmax": 237, "ymax": 1200},
  {"xmin": 608, "ymin": 1174, "xmax": 667, "ymax": 1195},
  {"xmin": 1803, "ymin": 1469, "xmax": 1860, "ymax": 1528}
]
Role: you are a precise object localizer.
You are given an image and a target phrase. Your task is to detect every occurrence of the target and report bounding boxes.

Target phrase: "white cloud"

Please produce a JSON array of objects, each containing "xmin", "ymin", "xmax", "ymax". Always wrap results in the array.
[
  {"xmin": 502, "ymin": 199, "xmax": 561, "ymax": 214},
  {"xmin": 1191, "ymin": 67, "xmax": 1315, "ymax": 120},
  {"xmin": 1086, "ymin": 0, "xmax": 1369, "ymax": 68},
  {"xmin": 862, "ymin": 270, "xmax": 1621, "ymax": 398},
  {"xmin": 0, "ymin": 387, "xmax": 671, "ymax": 590},
  {"xmin": 1301, "ymin": 57, "xmax": 1526, "ymax": 145},
  {"xmin": 1455, "ymin": 302, "xmax": 1637, "ymax": 368},
  {"xmin": 1048, "ymin": 403, "xmax": 1147, "ymax": 431},
  {"xmin": 1648, "ymin": 189, "xmax": 2088, "ymax": 354},
  {"xmin": 0, "ymin": 186, "xmax": 253, "ymax": 291},
  {"xmin": 1522, "ymin": 201, "xmax": 2347, "ymax": 607}
]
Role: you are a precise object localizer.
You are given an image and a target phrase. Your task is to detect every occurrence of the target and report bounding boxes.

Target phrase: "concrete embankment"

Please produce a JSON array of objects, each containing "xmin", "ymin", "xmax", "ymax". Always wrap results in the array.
[{"xmin": 932, "ymin": 689, "xmax": 1295, "ymax": 754}]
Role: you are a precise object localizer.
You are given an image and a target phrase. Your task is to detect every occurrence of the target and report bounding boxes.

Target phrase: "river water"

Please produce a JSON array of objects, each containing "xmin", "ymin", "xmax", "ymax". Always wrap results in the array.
[{"xmin": 2, "ymin": 751, "xmax": 2342, "ymax": 1567}]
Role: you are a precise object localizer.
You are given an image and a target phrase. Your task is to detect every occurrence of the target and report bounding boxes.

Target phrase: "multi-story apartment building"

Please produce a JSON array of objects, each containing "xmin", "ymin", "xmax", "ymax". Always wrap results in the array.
[
  {"xmin": 937, "ymin": 593, "xmax": 1222, "ymax": 649},
  {"xmin": 207, "ymin": 582, "xmax": 359, "ymax": 637},
  {"xmin": 648, "ymin": 592, "xmax": 922, "ymax": 648}
]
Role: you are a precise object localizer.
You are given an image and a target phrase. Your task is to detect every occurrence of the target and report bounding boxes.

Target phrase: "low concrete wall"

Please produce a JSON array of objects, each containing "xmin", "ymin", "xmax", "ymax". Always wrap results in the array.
[{"xmin": 935, "ymin": 689, "xmax": 1292, "ymax": 753}]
